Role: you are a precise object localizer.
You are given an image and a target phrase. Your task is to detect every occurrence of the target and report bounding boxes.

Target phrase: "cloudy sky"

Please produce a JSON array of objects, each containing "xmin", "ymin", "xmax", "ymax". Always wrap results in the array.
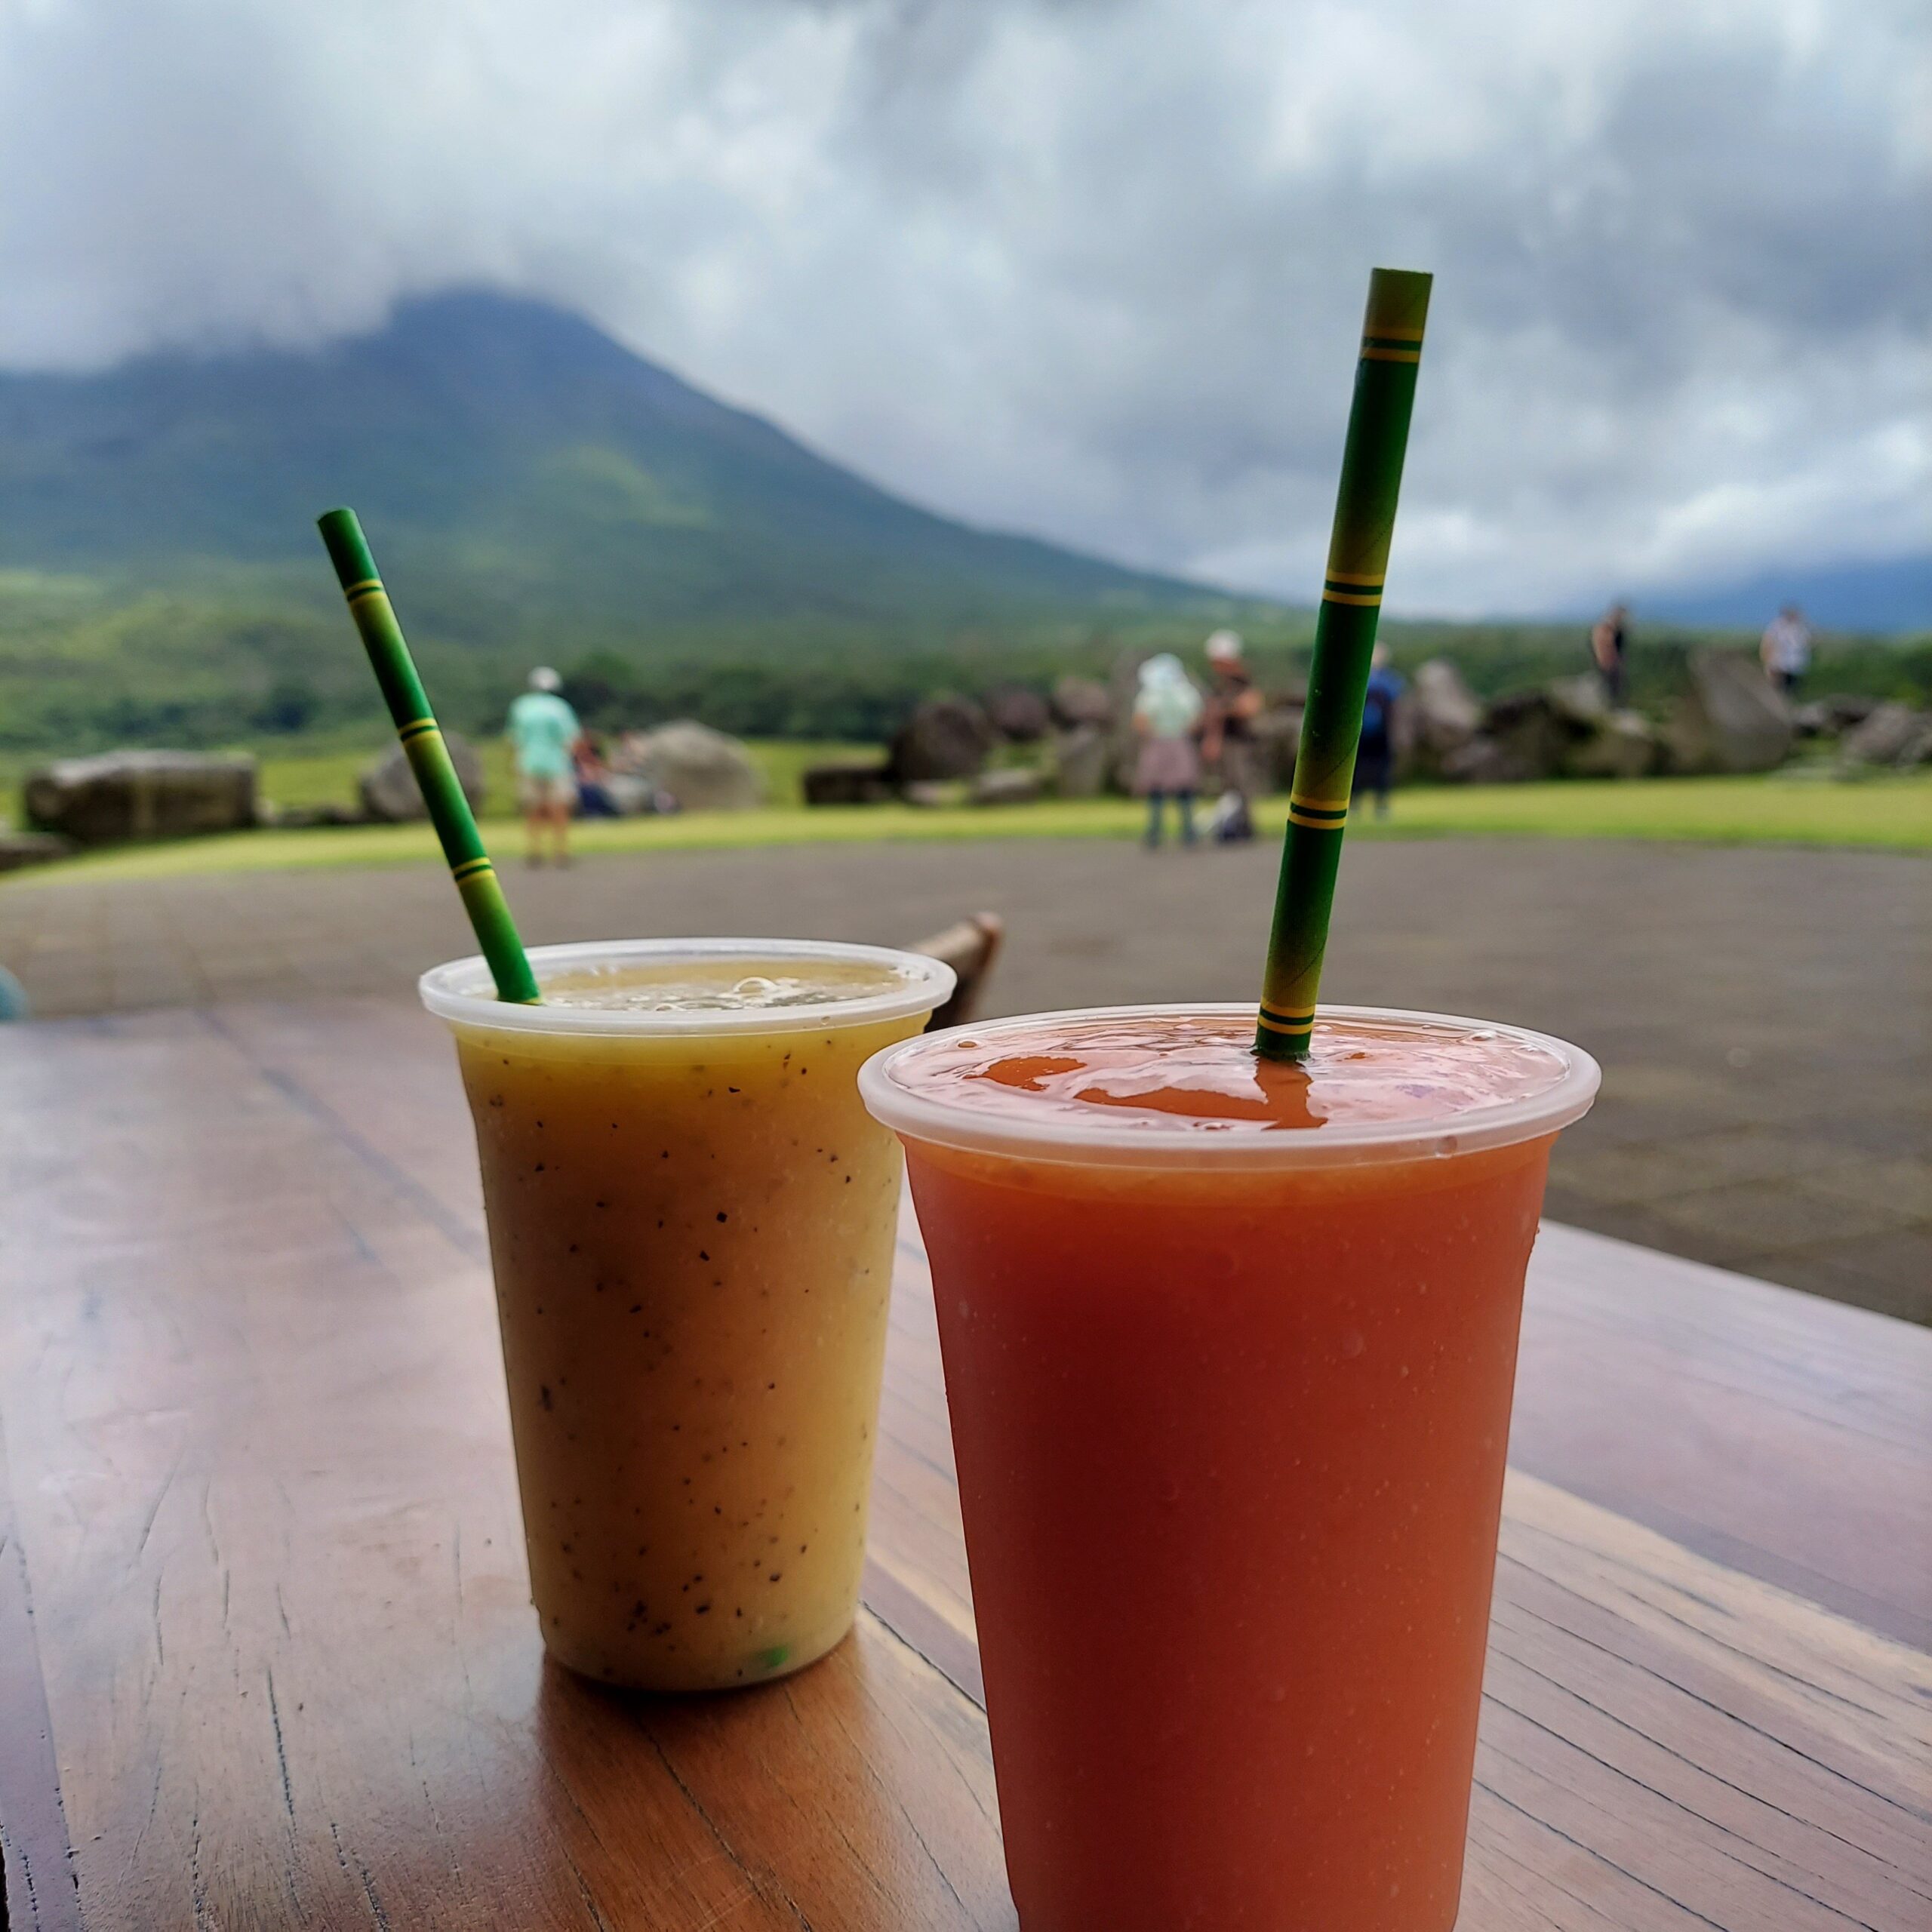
[{"xmin": 1, "ymin": 0, "xmax": 1926, "ymax": 615}]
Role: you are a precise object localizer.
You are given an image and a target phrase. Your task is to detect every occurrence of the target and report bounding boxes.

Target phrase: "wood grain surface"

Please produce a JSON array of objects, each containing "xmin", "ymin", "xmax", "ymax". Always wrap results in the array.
[{"xmin": 2, "ymin": 1000, "xmax": 1927, "ymax": 1931}]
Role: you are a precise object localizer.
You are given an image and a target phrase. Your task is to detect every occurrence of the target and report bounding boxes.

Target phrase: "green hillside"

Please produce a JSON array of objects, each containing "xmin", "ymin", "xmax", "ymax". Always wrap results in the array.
[
  {"xmin": 2, "ymin": 289, "xmax": 1926, "ymax": 752},
  {"xmin": 0, "ymin": 291, "xmax": 1275, "ymax": 748}
]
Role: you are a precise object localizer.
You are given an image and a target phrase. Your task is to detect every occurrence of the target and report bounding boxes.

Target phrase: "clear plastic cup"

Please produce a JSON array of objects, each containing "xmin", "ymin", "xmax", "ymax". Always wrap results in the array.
[
  {"xmin": 423, "ymin": 939, "xmax": 954, "ymax": 1691},
  {"xmin": 860, "ymin": 1004, "xmax": 1598, "ymax": 1930}
]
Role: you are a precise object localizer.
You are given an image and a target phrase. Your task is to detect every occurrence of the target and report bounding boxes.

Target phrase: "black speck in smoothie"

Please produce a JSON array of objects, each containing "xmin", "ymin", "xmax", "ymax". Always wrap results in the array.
[
  {"xmin": 699, "ymin": 1250, "xmax": 709, "ymax": 1262},
  {"xmin": 629, "ymin": 1304, "xmax": 642, "ymax": 1315},
  {"xmin": 716, "ymin": 1211, "xmax": 728, "ymax": 1223},
  {"xmin": 768, "ymin": 1573, "xmax": 783, "ymax": 1584},
  {"xmin": 539, "ymin": 1386, "xmax": 552, "ymax": 1411}
]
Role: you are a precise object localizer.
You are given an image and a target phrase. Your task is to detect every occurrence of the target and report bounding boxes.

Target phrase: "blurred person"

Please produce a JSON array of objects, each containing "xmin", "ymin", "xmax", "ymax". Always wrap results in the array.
[
  {"xmin": 1590, "ymin": 603, "xmax": 1629, "ymax": 706},
  {"xmin": 1201, "ymin": 629, "xmax": 1263, "ymax": 842},
  {"xmin": 1132, "ymin": 653, "xmax": 1204, "ymax": 849},
  {"xmin": 573, "ymin": 732, "xmax": 622, "ymax": 818},
  {"xmin": 1353, "ymin": 645, "xmax": 1405, "ymax": 820},
  {"xmin": 1760, "ymin": 604, "xmax": 1813, "ymax": 696},
  {"xmin": 508, "ymin": 666, "xmax": 583, "ymax": 866}
]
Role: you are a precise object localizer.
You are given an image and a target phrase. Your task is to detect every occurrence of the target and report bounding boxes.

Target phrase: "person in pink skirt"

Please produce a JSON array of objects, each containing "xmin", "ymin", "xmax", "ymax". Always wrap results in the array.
[{"xmin": 1132, "ymin": 653, "xmax": 1204, "ymax": 848}]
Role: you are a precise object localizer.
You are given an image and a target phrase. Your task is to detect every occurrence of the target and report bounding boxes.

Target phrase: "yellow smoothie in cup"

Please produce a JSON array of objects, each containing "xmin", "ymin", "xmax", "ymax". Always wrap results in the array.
[{"xmin": 423, "ymin": 942, "xmax": 953, "ymax": 1690}]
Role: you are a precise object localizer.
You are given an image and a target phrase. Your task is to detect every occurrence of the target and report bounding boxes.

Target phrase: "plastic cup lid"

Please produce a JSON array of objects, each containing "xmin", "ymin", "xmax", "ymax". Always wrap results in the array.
[
  {"xmin": 860, "ymin": 1003, "xmax": 1600, "ymax": 1169},
  {"xmin": 419, "ymin": 937, "xmax": 955, "ymax": 1037}
]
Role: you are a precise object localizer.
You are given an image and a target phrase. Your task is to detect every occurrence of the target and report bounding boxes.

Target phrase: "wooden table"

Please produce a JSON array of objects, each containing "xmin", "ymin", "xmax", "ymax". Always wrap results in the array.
[{"xmin": 2, "ymin": 999, "xmax": 1927, "ymax": 1931}]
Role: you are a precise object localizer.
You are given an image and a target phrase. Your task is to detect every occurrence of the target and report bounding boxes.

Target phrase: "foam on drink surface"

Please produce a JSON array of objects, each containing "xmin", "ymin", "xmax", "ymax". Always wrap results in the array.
[
  {"xmin": 887, "ymin": 1011, "xmax": 1570, "ymax": 1137},
  {"xmin": 540, "ymin": 957, "xmax": 913, "ymax": 1014}
]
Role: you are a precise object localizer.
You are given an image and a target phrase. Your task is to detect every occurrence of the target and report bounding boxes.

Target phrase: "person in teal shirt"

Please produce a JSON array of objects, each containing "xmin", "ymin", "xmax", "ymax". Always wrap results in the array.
[{"xmin": 507, "ymin": 667, "xmax": 584, "ymax": 866}]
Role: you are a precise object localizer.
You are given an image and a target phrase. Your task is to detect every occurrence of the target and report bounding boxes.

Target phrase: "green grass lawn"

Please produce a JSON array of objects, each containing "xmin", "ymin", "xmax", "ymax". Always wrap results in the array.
[{"xmin": 8, "ymin": 767, "xmax": 1926, "ymax": 888}]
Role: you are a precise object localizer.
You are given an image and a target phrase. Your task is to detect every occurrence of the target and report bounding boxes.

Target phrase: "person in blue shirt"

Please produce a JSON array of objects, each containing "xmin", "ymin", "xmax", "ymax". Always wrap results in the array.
[
  {"xmin": 506, "ymin": 667, "xmax": 585, "ymax": 866},
  {"xmin": 1353, "ymin": 646, "xmax": 1405, "ymax": 819}
]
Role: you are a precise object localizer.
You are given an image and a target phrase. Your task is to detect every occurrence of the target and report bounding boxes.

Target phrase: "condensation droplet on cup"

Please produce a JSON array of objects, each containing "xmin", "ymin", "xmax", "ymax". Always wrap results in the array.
[{"xmin": 1340, "ymin": 1329, "xmax": 1366, "ymax": 1360}]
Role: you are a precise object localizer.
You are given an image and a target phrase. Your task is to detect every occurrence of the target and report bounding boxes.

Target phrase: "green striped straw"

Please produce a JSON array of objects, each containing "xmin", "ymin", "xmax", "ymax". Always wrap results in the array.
[
  {"xmin": 317, "ymin": 508, "xmax": 542, "ymax": 1005},
  {"xmin": 1256, "ymin": 268, "xmax": 1432, "ymax": 1061}
]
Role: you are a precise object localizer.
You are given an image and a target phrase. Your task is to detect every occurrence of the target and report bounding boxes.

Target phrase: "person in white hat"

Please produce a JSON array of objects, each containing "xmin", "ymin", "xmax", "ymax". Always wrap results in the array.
[
  {"xmin": 506, "ymin": 666, "xmax": 584, "ymax": 866},
  {"xmin": 1201, "ymin": 631, "xmax": 1263, "ymax": 840}
]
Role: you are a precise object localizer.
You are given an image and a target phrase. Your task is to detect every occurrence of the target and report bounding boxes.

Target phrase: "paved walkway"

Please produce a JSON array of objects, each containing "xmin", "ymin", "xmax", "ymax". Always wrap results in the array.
[{"xmin": 4, "ymin": 837, "xmax": 1926, "ymax": 1322}]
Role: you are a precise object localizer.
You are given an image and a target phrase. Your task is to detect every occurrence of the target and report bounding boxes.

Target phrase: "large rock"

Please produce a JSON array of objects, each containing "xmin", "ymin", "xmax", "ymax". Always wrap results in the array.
[
  {"xmin": 358, "ymin": 732, "xmax": 486, "ymax": 823},
  {"xmin": 1433, "ymin": 737, "xmax": 1501, "ymax": 784},
  {"xmin": 1545, "ymin": 674, "xmax": 1612, "ymax": 731},
  {"xmin": 631, "ymin": 721, "xmax": 766, "ymax": 811},
  {"xmin": 888, "ymin": 698, "xmax": 996, "ymax": 783},
  {"xmin": 25, "ymin": 749, "xmax": 257, "ymax": 846},
  {"xmin": 1900, "ymin": 715, "xmax": 1932, "ymax": 767},
  {"xmin": 1440, "ymin": 683, "xmax": 1614, "ymax": 785},
  {"xmin": 1564, "ymin": 709, "xmax": 1661, "ymax": 779},
  {"xmin": 981, "ymin": 685, "xmax": 1051, "ymax": 743},
  {"xmin": 898, "ymin": 780, "xmax": 958, "ymax": 809},
  {"xmin": 1839, "ymin": 702, "xmax": 1928, "ymax": 768},
  {"xmin": 1402, "ymin": 659, "xmax": 1484, "ymax": 776},
  {"xmin": 1049, "ymin": 675, "xmax": 1114, "ymax": 730},
  {"xmin": 969, "ymin": 767, "xmax": 1044, "ymax": 807},
  {"xmin": 257, "ymin": 801, "xmax": 368, "ymax": 830},
  {"xmin": 1792, "ymin": 693, "xmax": 1878, "ymax": 739},
  {"xmin": 802, "ymin": 761, "xmax": 894, "ymax": 807},
  {"xmin": 0, "ymin": 829, "xmax": 75, "ymax": 873},
  {"xmin": 1665, "ymin": 651, "xmax": 1794, "ymax": 774},
  {"xmin": 1476, "ymin": 691, "xmax": 1573, "ymax": 781},
  {"xmin": 1051, "ymin": 724, "xmax": 1110, "ymax": 798},
  {"xmin": 1244, "ymin": 706, "xmax": 1306, "ymax": 794}
]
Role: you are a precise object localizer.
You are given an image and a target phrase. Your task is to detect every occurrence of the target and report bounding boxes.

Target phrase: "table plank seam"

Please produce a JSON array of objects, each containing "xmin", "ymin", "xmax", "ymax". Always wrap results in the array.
[
  {"xmin": 0, "ymin": 1420, "xmax": 82, "ymax": 1932},
  {"xmin": 194, "ymin": 1008, "xmax": 489, "ymax": 1266},
  {"xmin": 1494, "ymin": 1558, "xmax": 1930, "ymax": 1826},
  {"xmin": 1480, "ymin": 1694, "xmax": 1907, "ymax": 1924},
  {"xmin": 1490, "ymin": 1643, "xmax": 1924, "ymax": 1890},
  {"xmin": 1475, "ymin": 1775, "xmax": 1733, "ymax": 1932}
]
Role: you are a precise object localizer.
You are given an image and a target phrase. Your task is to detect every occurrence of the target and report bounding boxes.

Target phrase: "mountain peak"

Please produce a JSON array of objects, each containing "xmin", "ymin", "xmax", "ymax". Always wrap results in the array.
[{"xmin": 0, "ymin": 281, "xmax": 1212, "ymax": 640}]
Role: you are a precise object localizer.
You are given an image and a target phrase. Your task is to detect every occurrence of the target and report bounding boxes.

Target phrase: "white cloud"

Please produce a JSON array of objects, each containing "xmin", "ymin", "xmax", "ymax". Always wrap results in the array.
[{"xmin": 0, "ymin": 0, "xmax": 1924, "ymax": 614}]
